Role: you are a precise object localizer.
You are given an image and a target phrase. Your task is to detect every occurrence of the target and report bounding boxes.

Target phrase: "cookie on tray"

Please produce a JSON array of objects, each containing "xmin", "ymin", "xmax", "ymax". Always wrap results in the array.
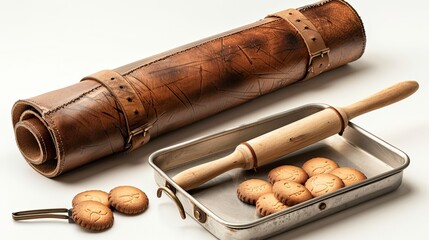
[
  {"xmin": 330, "ymin": 167, "xmax": 367, "ymax": 186},
  {"xmin": 305, "ymin": 173, "xmax": 344, "ymax": 197},
  {"xmin": 268, "ymin": 165, "xmax": 308, "ymax": 184},
  {"xmin": 256, "ymin": 193, "xmax": 288, "ymax": 217},
  {"xmin": 302, "ymin": 157, "xmax": 339, "ymax": 177},
  {"xmin": 237, "ymin": 179, "xmax": 273, "ymax": 205},
  {"xmin": 273, "ymin": 180, "xmax": 312, "ymax": 206}
]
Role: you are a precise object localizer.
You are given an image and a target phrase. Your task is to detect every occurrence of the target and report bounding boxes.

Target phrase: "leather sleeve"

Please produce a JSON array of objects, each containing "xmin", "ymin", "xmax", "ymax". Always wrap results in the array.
[{"xmin": 12, "ymin": 0, "xmax": 365, "ymax": 177}]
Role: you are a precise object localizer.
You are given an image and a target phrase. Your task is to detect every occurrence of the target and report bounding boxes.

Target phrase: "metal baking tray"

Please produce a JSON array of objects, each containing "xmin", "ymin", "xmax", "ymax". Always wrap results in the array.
[{"xmin": 149, "ymin": 104, "xmax": 409, "ymax": 240}]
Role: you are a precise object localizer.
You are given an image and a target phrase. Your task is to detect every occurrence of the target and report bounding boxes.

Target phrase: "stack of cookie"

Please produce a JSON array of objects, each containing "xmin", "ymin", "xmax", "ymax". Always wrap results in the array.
[
  {"xmin": 71, "ymin": 186, "xmax": 149, "ymax": 231},
  {"xmin": 12, "ymin": 185, "xmax": 150, "ymax": 232},
  {"xmin": 236, "ymin": 157, "xmax": 367, "ymax": 217}
]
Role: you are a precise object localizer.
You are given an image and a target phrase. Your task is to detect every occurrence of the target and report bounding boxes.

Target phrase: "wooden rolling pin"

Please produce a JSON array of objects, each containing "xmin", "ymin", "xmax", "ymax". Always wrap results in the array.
[{"xmin": 173, "ymin": 81, "xmax": 419, "ymax": 191}]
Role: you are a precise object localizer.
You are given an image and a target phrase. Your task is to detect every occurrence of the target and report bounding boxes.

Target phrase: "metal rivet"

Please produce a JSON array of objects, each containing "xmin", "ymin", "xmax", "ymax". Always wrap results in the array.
[
  {"xmin": 195, "ymin": 210, "xmax": 201, "ymax": 220},
  {"xmin": 193, "ymin": 206, "xmax": 207, "ymax": 223},
  {"xmin": 319, "ymin": 202, "xmax": 327, "ymax": 210}
]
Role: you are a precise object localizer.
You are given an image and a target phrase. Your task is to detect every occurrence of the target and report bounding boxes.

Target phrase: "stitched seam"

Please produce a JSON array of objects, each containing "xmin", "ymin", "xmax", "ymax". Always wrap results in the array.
[
  {"xmin": 123, "ymin": 0, "xmax": 354, "ymax": 76},
  {"xmin": 122, "ymin": 19, "xmax": 281, "ymax": 76},
  {"xmin": 45, "ymin": 114, "xmax": 64, "ymax": 175},
  {"xmin": 25, "ymin": 99, "xmax": 49, "ymax": 112},
  {"xmin": 299, "ymin": 0, "xmax": 366, "ymax": 61},
  {"xmin": 298, "ymin": 0, "xmax": 334, "ymax": 11},
  {"xmin": 45, "ymin": 85, "xmax": 102, "ymax": 116},
  {"xmin": 339, "ymin": 0, "xmax": 366, "ymax": 59}
]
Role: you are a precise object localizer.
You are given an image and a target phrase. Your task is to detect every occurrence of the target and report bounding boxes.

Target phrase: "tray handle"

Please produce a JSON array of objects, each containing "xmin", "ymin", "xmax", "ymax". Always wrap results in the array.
[{"xmin": 157, "ymin": 186, "xmax": 186, "ymax": 220}]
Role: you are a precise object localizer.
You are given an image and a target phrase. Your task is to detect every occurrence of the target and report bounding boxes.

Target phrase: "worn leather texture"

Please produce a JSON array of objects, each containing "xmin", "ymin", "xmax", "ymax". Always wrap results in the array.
[{"xmin": 12, "ymin": 0, "xmax": 366, "ymax": 177}]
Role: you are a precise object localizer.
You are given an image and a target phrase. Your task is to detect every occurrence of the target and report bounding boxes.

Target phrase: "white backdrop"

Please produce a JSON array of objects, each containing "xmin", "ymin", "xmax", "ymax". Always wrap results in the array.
[{"xmin": 1, "ymin": 0, "xmax": 427, "ymax": 239}]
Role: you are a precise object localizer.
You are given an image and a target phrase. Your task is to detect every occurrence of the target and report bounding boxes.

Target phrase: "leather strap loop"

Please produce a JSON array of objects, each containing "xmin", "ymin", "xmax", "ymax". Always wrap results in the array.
[
  {"xmin": 82, "ymin": 70, "xmax": 151, "ymax": 151},
  {"xmin": 267, "ymin": 8, "xmax": 330, "ymax": 80}
]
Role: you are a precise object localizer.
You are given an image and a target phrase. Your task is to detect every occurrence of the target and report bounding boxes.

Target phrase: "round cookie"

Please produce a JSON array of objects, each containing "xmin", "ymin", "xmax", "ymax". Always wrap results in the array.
[
  {"xmin": 72, "ymin": 190, "xmax": 110, "ymax": 208},
  {"xmin": 72, "ymin": 200, "xmax": 114, "ymax": 232},
  {"xmin": 272, "ymin": 180, "xmax": 312, "ymax": 206},
  {"xmin": 268, "ymin": 165, "xmax": 308, "ymax": 184},
  {"xmin": 305, "ymin": 173, "xmax": 344, "ymax": 197},
  {"xmin": 237, "ymin": 179, "xmax": 273, "ymax": 205},
  {"xmin": 256, "ymin": 193, "xmax": 288, "ymax": 217},
  {"xmin": 108, "ymin": 186, "xmax": 149, "ymax": 215},
  {"xmin": 330, "ymin": 167, "xmax": 367, "ymax": 186},
  {"xmin": 302, "ymin": 157, "xmax": 339, "ymax": 177}
]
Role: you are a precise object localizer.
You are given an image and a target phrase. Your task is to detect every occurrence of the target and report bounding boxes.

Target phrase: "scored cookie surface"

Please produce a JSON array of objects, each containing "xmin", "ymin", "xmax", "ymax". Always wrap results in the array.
[
  {"xmin": 256, "ymin": 193, "xmax": 288, "ymax": 217},
  {"xmin": 302, "ymin": 157, "xmax": 339, "ymax": 177},
  {"xmin": 72, "ymin": 190, "xmax": 110, "ymax": 208},
  {"xmin": 109, "ymin": 186, "xmax": 149, "ymax": 215},
  {"xmin": 268, "ymin": 165, "xmax": 308, "ymax": 184},
  {"xmin": 272, "ymin": 180, "xmax": 312, "ymax": 206},
  {"xmin": 72, "ymin": 200, "xmax": 114, "ymax": 232},
  {"xmin": 305, "ymin": 173, "xmax": 344, "ymax": 197},
  {"xmin": 330, "ymin": 167, "xmax": 367, "ymax": 186},
  {"xmin": 237, "ymin": 179, "xmax": 273, "ymax": 205}
]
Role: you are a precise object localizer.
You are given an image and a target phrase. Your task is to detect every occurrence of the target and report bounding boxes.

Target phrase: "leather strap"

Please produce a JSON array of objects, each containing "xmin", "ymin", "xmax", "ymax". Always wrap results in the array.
[
  {"xmin": 268, "ymin": 8, "xmax": 330, "ymax": 80},
  {"xmin": 82, "ymin": 70, "xmax": 151, "ymax": 151}
]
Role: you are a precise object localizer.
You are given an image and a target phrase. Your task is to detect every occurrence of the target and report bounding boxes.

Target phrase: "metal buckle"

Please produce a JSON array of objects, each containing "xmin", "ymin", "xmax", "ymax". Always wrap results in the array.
[
  {"xmin": 308, "ymin": 48, "xmax": 330, "ymax": 72},
  {"xmin": 126, "ymin": 124, "xmax": 152, "ymax": 149}
]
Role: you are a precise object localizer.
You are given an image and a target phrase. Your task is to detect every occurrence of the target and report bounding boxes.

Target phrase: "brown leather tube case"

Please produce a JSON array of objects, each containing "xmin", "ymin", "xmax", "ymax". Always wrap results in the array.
[{"xmin": 12, "ymin": 0, "xmax": 366, "ymax": 177}]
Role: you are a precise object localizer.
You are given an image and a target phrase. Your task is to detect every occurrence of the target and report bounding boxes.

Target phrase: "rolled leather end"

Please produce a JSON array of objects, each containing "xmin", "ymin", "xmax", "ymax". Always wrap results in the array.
[
  {"xmin": 15, "ymin": 117, "xmax": 55, "ymax": 165},
  {"xmin": 12, "ymin": 81, "xmax": 127, "ymax": 177},
  {"xmin": 13, "ymin": 108, "xmax": 59, "ymax": 176}
]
